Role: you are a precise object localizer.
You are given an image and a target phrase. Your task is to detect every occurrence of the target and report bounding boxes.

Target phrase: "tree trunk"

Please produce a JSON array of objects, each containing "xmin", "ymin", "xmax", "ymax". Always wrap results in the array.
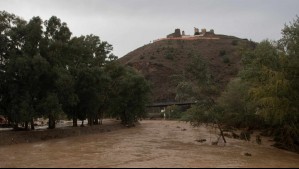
[
  {"xmin": 48, "ymin": 115, "xmax": 56, "ymax": 129},
  {"xmin": 94, "ymin": 114, "xmax": 100, "ymax": 125},
  {"xmin": 90, "ymin": 117, "xmax": 94, "ymax": 126},
  {"xmin": 99, "ymin": 118, "xmax": 103, "ymax": 125},
  {"xmin": 99, "ymin": 112, "xmax": 103, "ymax": 125},
  {"xmin": 122, "ymin": 110, "xmax": 129, "ymax": 126},
  {"xmin": 217, "ymin": 122, "xmax": 227, "ymax": 143},
  {"xmin": 31, "ymin": 118, "xmax": 35, "ymax": 130},
  {"xmin": 88, "ymin": 117, "xmax": 91, "ymax": 126},
  {"xmin": 13, "ymin": 123, "xmax": 19, "ymax": 130},
  {"xmin": 25, "ymin": 121, "xmax": 29, "ymax": 130},
  {"xmin": 73, "ymin": 116, "xmax": 78, "ymax": 127}
]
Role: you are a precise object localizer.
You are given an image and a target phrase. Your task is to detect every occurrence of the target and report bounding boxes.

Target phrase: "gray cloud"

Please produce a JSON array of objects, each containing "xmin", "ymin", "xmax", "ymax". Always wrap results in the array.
[{"xmin": 1, "ymin": 0, "xmax": 299, "ymax": 57}]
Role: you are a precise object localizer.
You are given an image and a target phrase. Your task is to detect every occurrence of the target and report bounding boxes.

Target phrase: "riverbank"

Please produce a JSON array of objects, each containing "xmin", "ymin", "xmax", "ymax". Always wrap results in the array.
[{"xmin": 0, "ymin": 119, "xmax": 125, "ymax": 146}]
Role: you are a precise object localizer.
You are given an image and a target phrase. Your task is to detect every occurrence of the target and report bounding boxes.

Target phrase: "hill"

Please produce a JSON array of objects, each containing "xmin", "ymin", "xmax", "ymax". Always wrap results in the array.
[{"xmin": 119, "ymin": 33, "xmax": 254, "ymax": 102}]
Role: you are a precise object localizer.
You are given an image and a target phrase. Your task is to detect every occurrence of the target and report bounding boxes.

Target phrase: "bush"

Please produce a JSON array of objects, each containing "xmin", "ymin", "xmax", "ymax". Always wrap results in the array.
[
  {"xmin": 219, "ymin": 50, "xmax": 226, "ymax": 56},
  {"xmin": 164, "ymin": 105, "xmax": 185, "ymax": 120},
  {"xmin": 150, "ymin": 56, "xmax": 156, "ymax": 60},
  {"xmin": 231, "ymin": 40, "xmax": 238, "ymax": 46},
  {"xmin": 155, "ymin": 63, "xmax": 164, "ymax": 67},
  {"xmin": 165, "ymin": 53, "xmax": 174, "ymax": 60},
  {"xmin": 240, "ymin": 131, "xmax": 251, "ymax": 141},
  {"xmin": 273, "ymin": 125, "xmax": 299, "ymax": 152},
  {"xmin": 222, "ymin": 56, "xmax": 230, "ymax": 63}
]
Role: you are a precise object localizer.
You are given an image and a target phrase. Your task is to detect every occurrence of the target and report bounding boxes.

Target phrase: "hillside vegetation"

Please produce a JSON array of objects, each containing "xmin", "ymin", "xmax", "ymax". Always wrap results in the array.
[{"xmin": 120, "ymin": 35, "xmax": 254, "ymax": 102}]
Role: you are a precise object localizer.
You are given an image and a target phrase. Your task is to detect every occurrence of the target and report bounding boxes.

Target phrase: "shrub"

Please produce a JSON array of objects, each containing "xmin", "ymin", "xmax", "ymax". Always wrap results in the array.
[
  {"xmin": 127, "ymin": 62, "xmax": 134, "ymax": 67},
  {"xmin": 155, "ymin": 63, "xmax": 164, "ymax": 67},
  {"xmin": 219, "ymin": 50, "xmax": 226, "ymax": 56},
  {"xmin": 231, "ymin": 40, "xmax": 238, "ymax": 46},
  {"xmin": 222, "ymin": 56, "xmax": 230, "ymax": 63},
  {"xmin": 164, "ymin": 105, "xmax": 185, "ymax": 120},
  {"xmin": 165, "ymin": 53, "xmax": 174, "ymax": 60}
]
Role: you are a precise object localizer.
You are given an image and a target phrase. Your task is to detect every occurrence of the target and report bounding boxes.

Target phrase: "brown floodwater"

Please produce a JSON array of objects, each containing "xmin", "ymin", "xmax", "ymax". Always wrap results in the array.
[{"xmin": 0, "ymin": 120, "xmax": 298, "ymax": 168}]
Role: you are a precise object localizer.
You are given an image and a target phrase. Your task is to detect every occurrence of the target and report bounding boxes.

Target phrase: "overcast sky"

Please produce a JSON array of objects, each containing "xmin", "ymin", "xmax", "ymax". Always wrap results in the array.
[{"xmin": 1, "ymin": 0, "xmax": 299, "ymax": 57}]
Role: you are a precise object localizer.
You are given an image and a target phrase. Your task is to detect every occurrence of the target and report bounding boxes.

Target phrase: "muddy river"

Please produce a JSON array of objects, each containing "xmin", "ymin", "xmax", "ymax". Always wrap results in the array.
[{"xmin": 0, "ymin": 120, "xmax": 298, "ymax": 168}]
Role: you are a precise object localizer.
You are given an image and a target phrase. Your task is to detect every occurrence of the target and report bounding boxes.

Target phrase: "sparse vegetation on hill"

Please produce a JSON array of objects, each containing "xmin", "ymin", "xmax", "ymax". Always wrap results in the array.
[{"xmin": 120, "ymin": 36, "xmax": 254, "ymax": 102}]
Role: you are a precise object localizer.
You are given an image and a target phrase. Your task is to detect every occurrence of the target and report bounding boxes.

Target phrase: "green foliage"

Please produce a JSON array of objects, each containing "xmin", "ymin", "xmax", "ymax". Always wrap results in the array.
[
  {"xmin": 38, "ymin": 93, "xmax": 62, "ymax": 129},
  {"xmin": 238, "ymin": 17, "xmax": 299, "ymax": 151},
  {"xmin": 187, "ymin": 54, "xmax": 211, "ymax": 85},
  {"xmin": 105, "ymin": 65, "xmax": 150, "ymax": 126},
  {"xmin": 217, "ymin": 78, "xmax": 263, "ymax": 128},
  {"xmin": 241, "ymin": 40, "xmax": 291, "ymax": 126},
  {"xmin": 164, "ymin": 105, "xmax": 183, "ymax": 120},
  {"xmin": 0, "ymin": 11, "xmax": 150, "ymax": 130},
  {"xmin": 186, "ymin": 54, "xmax": 221, "ymax": 99},
  {"xmin": 218, "ymin": 78, "xmax": 247, "ymax": 114},
  {"xmin": 175, "ymin": 81, "xmax": 194, "ymax": 102},
  {"xmin": 273, "ymin": 124, "xmax": 299, "ymax": 152},
  {"xmin": 184, "ymin": 99, "xmax": 224, "ymax": 127},
  {"xmin": 184, "ymin": 16, "xmax": 299, "ymax": 151}
]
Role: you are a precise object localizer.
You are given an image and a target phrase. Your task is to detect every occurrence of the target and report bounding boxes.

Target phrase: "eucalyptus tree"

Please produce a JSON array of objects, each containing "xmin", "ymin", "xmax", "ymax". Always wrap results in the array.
[{"xmin": 105, "ymin": 65, "xmax": 150, "ymax": 126}]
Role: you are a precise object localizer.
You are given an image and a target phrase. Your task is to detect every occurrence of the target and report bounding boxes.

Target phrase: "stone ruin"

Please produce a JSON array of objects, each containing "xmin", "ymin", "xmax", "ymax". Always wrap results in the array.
[
  {"xmin": 192, "ymin": 27, "xmax": 215, "ymax": 36},
  {"xmin": 167, "ymin": 28, "xmax": 182, "ymax": 38},
  {"xmin": 166, "ymin": 27, "xmax": 215, "ymax": 38}
]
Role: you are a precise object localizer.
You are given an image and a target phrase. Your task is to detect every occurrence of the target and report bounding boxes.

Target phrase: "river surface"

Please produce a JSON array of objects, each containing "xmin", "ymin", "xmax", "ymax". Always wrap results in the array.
[{"xmin": 0, "ymin": 120, "xmax": 299, "ymax": 168}]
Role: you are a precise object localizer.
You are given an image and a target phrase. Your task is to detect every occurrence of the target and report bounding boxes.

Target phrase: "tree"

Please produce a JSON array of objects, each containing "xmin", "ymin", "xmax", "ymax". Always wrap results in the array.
[
  {"xmin": 75, "ymin": 67, "xmax": 105, "ymax": 126},
  {"xmin": 187, "ymin": 54, "xmax": 210, "ymax": 86},
  {"xmin": 55, "ymin": 67, "xmax": 79, "ymax": 127},
  {"xmin": 106, "ymin": 65, "xmax": 150, "ymax": 126},
  {"xmin": 276, "ymin": 17, "xmax": 299, "ymax": 151},
  {"xmin": 0, "ymin": 13, "xmax": 73, "ymax": 129},
  {"xmin": 40, "ymin": 16, "xmax": 72, "ymax": 129},
  {"xmin": 0, "ymin": 11, "xmax": 150, "ymax": 132},
  {"xmin": 0, "ymin": 12, "xmax": 46, "ymax": 130},
  {"xmin": 186, "ymin": 54, "xmax": 219, "ymax": 99},
  {"xmin": 175, "ymin": 81, "xmax": 194, "ymax": 102},
  {"xmin": 241, "ymin": 40, "xmax": 292, "ymax": 126},
  {"xmin": 238, "ymin": 17, "xmax": 299, "ymax": 151},
  {"xmin": 279, "ymin": 16, "xmax": 299, "ymax": 124},
  {"xmin": 63, "ymin": 34, "xmax": 115, "ymax": 127},
  {"xmin": 217, "ymin": 78, "xmax": 262, "ymax": 128},
  {"xmin": 184, "ymin": 99, "xmax": 227, "ymax": 144}
]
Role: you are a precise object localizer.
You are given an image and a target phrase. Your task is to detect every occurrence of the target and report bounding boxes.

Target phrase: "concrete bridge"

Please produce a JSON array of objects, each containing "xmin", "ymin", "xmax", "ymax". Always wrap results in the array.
[{"xmin": 146, "ymin": 101, "xmax": 196, "ymax": 108}]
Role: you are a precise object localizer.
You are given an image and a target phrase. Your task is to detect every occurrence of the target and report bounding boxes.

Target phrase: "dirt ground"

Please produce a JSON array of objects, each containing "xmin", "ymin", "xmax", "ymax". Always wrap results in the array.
[{"xmin": 0, "ymin": 120, "xmax": 299, "ymax": 168}]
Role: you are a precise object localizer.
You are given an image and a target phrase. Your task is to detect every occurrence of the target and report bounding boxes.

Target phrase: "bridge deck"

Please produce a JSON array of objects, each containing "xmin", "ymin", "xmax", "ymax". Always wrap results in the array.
[{"xmin": 147, "ymin": 101, "xmax": 196, "ymax": 108}]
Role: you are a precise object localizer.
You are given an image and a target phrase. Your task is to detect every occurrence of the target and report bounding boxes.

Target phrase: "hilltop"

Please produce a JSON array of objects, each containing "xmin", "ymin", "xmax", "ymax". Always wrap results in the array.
[{"xmin": 119, "ymin": 28, "xmax": 254, "ymax": 102}]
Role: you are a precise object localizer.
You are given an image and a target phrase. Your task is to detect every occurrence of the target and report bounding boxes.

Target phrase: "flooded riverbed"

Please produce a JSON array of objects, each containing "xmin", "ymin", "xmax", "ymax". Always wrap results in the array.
[{"xmin": 0, "ymin": 120, "xmax": 298, "ymax": 168}]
